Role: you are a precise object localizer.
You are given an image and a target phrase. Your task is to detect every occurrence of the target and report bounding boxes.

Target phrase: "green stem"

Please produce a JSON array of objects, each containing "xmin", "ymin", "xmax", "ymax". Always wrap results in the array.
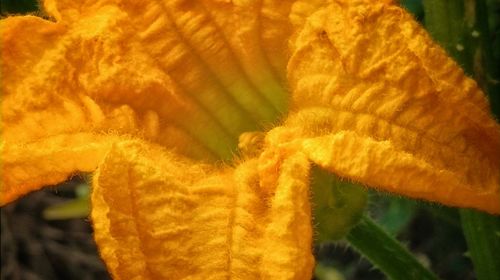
[
  {"xmin": 347, "ymin": 215, "xmax": 439, "ymax": 280},
  {"xmin": 460, "ymin": 210, "xmax": 500, "ymax": 280}
]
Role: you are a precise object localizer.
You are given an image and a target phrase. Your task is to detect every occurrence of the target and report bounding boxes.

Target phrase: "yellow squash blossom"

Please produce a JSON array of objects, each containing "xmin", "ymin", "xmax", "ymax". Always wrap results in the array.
[{"xmin": 1, "ymin": 0, "xmax": 499, "ymax": 279}]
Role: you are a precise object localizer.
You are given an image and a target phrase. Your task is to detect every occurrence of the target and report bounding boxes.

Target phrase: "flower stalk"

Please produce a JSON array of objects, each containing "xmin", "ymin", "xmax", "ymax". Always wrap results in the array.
[
  {"xmin": 460, "ymin": 210, "xmax": 500, "ymax": 280},
  {"xmin": 346, "ymin": 215, "xmax": 439, "ymax": 280}
]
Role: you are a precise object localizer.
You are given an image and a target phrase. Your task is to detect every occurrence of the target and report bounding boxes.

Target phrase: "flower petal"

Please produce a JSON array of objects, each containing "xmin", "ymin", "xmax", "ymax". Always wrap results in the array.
[
  {"xmin": 1, "ymin": 0, "xmax": 302, "ymax": 200},
  {"xmin": 110, "ymin": 0, "xmax": 293, "ymax": 128},
  {"xmin": 92, "ymin": 140, "xmax": 314, "ymax": 279},
  {"xmin": 1, "ymin": 133, "xmax": 113, "ymax": 205},
  {"xmin": 287, "ymin": 1, "xmax": 500, "ymax": 213},
  {"xmin": 2, "ymin": 6, "xmax": 229, "ymax": 156},
  {"xmin": 0, "ymin": 11, "xmax": 206, "ymax": 203},
  {"xmin": 2, "ymin": 0, "xmax": 297, "ymax": 202},
  {"xmin": 43, "ymin": 0, "xmax": 114, "ymax": 21}
]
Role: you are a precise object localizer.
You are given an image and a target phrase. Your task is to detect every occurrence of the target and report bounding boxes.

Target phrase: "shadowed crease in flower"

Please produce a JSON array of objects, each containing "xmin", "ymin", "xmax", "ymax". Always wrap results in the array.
[{"xmin": 1, "ymin": 0, "xmax": 499, "ymax": 279}]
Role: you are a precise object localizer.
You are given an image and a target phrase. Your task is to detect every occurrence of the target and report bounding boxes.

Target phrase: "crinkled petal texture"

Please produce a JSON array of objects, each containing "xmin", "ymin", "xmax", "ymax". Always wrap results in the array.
[
  {"xmin": 92, "ymin": 140, "xmax": 313, "ymax": 280},
  {"xmin": 286, "ymin": 1, "xmax": 500, "ymax": 213},
  {"xmin": 2, "ymin": 0, "xmax": 500, "ymax": 279},
  {"xmin": 1, "ymin": 0, "xmax": 294, "ymax": 204}
]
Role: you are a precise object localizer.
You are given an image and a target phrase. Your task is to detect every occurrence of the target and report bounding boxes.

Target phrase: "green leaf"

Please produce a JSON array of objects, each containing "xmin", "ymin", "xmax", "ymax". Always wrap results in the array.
[
  {"xmin": 43, "ymin": 197, "xmax": 90, "ymax": 220},
  {"xmin": 43, "ymin": 184, "xmax": 90, "ymax": 220}
]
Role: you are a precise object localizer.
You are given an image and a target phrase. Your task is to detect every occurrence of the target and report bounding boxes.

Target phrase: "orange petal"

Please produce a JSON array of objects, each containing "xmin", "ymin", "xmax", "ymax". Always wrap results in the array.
[
  {"xmin": 1, "ymin": 0, "xmax": 297, "ymax": 202},
  {"xmin": 2, "ymin": 1, "xmax": 297, "ymax": 179},
  {"xmin": 43, "ymin": 0, "xmax": 115, "ymax": 21},
  {"xmin": 1, "ymin": 8, "xmax": 225, "ymax": 158},
  {"xmin": 286, "ymin": 1, "xmax": 500, "ymax": 213},
  {"xmin": 92, "ymin": 140, "xmax": 314, "ymax": 279},
  {"xmin": 110, "ymin": 0, "xmax": 292, "ymax": 132},
  {"xmin": 44, "ymin": 0, "xmax": 292, "ymax": 113},
  {"xmin": 1, "ymin": 133, "xmax": 117, "ymax": 205}
]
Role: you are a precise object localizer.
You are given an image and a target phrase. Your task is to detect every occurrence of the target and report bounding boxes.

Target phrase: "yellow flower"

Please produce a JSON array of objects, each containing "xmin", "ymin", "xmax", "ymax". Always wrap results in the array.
[{"xmin": 1, "ymin": 0, "xmax": 499, "ymax": 279}]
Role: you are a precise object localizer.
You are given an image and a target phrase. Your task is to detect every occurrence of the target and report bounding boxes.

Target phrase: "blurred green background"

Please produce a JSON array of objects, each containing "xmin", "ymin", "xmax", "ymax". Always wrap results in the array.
[{"xmin": 1, "ymin": 0, "xmax": 38, "ymax": 15}]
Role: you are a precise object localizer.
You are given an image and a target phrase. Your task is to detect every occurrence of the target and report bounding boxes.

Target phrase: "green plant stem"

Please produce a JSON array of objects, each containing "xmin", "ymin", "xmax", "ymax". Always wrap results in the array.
[
  {"xmin": 346, "ymin": 215, "xmax": 439, "ymax": 280},
  {"xmin": 460, "ymin": 210, "xmax": 500, "ymax": 280}
]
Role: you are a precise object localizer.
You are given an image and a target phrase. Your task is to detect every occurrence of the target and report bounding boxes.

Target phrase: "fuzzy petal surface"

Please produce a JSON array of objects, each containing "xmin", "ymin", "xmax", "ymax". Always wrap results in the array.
[
  {"xmin": 286, "ymin": 1, "xmax": 500, "ymax": 213},
  {"xmin": 1, "ymin": 0, "xmax": 294, "ymax": 203},
  {"xmin": 92, "ymin": 140, "xmax": 313, "ymax": 280}
]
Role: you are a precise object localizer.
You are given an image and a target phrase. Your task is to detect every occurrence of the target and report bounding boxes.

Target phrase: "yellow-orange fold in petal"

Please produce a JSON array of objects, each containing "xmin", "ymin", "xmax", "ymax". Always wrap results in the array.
[
  {"xmin": 286, "ymin": 1, "xmax": 500, "ymax": 213},
  {"xmin": 92, "ymin": 140, "xmax": 314, "ymax": 279},
  {"xmin": 1, "ymin": 0, "xmax": 296, "ymax": 203},
  {"xmin": 1, "ymin": 133, "xmax": 117, "ymax": 205}
]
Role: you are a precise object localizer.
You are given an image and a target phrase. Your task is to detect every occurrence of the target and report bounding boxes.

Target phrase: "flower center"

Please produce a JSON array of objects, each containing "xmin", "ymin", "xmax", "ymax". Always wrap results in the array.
[
  {"xmin": 238, "ymin": 131, "xmax": 265, "ymax": 158},
  {"xmin": 190, "ymin": 76, "xmax": 288, "ymax": 161}
]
